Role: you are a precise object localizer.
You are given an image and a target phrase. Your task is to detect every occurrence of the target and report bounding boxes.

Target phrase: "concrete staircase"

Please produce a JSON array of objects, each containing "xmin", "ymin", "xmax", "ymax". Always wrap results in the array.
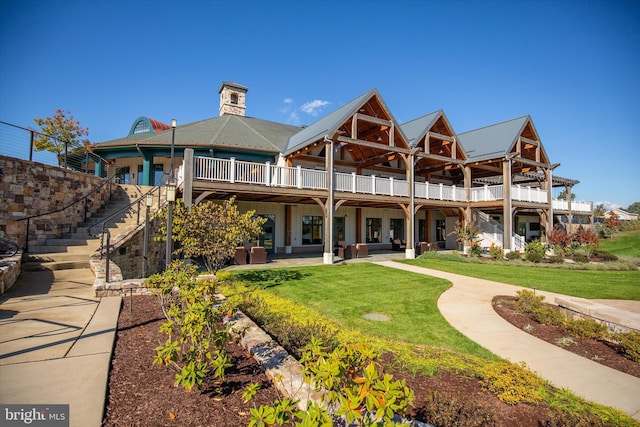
[{"xmin": 22, "ymin": 185, "xmax": 148, "ymax": 275}]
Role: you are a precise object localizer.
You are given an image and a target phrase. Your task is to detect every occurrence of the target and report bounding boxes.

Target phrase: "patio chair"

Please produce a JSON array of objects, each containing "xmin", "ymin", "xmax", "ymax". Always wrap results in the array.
[
  {"xmin": 356, "ymin": 243, "xmax": 368, "ymax": 258},
  {"xmin": 250, "ymin": 246, "xmax": 267, "ymax": 264},
  {"xmin": 344, "ymin": 244, "xmax": 356, "ymax": 259},
  {"xmin": 233, "ymin": 246, "xmax": 247, "ymax": 265}
]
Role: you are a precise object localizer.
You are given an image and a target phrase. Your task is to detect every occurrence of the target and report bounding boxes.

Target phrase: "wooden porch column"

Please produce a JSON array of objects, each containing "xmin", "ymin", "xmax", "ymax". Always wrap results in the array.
[
  {"xmin": 544, "ymin": 167, "xmax": 553, "ymax": 242},
  {"xmin": 356, "ymin": 208, "xmax": 362, "ymax": 243},
  {"xmin": 566, "ymin": 185, "xmax": 573, "ymax": 233},
  {"xmin": 324, "ymin": 138, "xmax": 335, "ymax": 264},
  {"xmin": 405, "ymin": 151, "xmax": 416, "ymax": 258},
  {"xmin": 503, "ymin": 159, "xmax": 512, "ymax": 251},
  {"xmin": 425, "ymin": 209, "xmax": 432, "ymax": 243},
  {"xmin": 183, "ymin": 149, "xmax": 194, "ymax": 208},
  {"xmin": 285, "ymin": 204, "xmax": 292, "ymax": 254}
]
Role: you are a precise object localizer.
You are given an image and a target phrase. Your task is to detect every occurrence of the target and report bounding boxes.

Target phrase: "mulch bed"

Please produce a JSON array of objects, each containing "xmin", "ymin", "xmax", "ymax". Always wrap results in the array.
[
  {"xmin": 492, "ymin": 295, "xmax": 640, "ymax": 378},
  {"xmin": 102, "ymin": 295, "xmax": 280, "ymax": 427},
  {"xmin": 103, "ymin": 295, "xmax": 628, "ymax": 426}
]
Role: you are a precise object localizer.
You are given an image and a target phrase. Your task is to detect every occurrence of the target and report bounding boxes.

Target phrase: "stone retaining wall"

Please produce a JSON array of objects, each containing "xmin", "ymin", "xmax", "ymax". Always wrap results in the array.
[
  {"xmin": 0, "ymin": 253, "xmax": 22, "ymax": 296},
  {"xmin": 0, "ymin": 155, "xmax": 113, "ymax": 248},
  {"xmin": 556, "ymin": 296, "xmax": 640, "ymax": 333}
]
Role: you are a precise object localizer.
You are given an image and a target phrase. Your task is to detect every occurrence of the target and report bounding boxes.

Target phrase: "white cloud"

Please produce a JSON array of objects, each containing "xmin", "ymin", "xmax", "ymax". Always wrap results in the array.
[
  {"xmin": 595, "ymin": 201, "xmax": 623, "ymax": 211},
  {"xmin": 300, "ymin": 99, "xmax": 330, "ymax": 116},
  {"xmin": 278, "ymin": 97, "xmax": 330, "ymax": 125}
]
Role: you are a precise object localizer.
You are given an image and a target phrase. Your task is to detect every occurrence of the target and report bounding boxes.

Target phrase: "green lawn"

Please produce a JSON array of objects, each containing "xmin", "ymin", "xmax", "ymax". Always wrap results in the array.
[
  {"xmin": 401, "ymin": 257, "xmax": 640, "ymax": 300},
  {"xmin": 599, "ymin": 229, "xmax": 640, "ymax": 257},
  {"xmin": 233, "ymin": 263, "xmax": 495, "ymax": 359}
]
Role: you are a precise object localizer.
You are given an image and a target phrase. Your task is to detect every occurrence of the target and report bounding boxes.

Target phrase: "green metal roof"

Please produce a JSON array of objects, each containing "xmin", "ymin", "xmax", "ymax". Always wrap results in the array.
[
  {"xmin": 283, "ymin": 89, "xmax": 377, "ymax": 155},
  {"xmin": 457, "ymin": 115, "xmax": 530, "ymax": 162},
  {"xmin": 94, "ymin": 115, "xmax": 302, "ymax": 154}
]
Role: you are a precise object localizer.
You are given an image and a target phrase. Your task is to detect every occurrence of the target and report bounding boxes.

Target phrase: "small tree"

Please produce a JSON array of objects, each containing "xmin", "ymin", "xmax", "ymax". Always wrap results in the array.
[
  {"xmin": 604, "ymin": 213, "xmax": 621, "ymax": 230},
  {"xmin": 158, "ymin": 197, "xmax": 266, "ymax": 274},
  {"xmin": 593, "ymin": 203, "xmax": 606, "ymax": 218},
  {"xmin": 627, "ymin": 202, "xmax": 640, "ymax": 214},
  {"xmin": 557, "ymin": 190, "xmax": 576, "ymax": 201},
  {"xmin": 547, "ymin": 225, "xmax": 573, "ymax": 255},
  {"xmin": 32, "ymin": 109, "xmax": 89, "ymax": 165},
  {"xmin": 574, "ymin": 226, "xmax": 599, "ymax": 258}
]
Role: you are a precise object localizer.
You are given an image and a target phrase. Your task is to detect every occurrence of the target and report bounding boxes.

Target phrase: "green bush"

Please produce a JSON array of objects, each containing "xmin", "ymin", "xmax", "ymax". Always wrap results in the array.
[
  {"xmin": 237, "ymin": 289, "xmax": 339, "ymax": 358},
  {"xmin": 525, "ymin": 240, "xmax": 546, "ymax": 263},
  {"xmin": 613, "ymin": 330, "xmax": 640, "ymax": 362},
  {"xmin": 573, "ymin": 254, "xmax": 590, "ymax": 263},
  {"xmin": 505, "ymin": 251, "xmax": 521, "ymax": 260},
  {"xmin": 422, "ymin": 391, "xmax": 497, "ymax": 426},
  {"xmin": 526, "ymin": 251, "xmax": 544, "ymax": 263},
  {"xmin": 514, "ymin": 289, "xmax": 545, "ymax": 314},
  {"xmin": 548, "ymin": 255, "xmax": 564, "ymax": 264},
  {"xmin": 565, "ymin": 317, "xmax": 608, "ymax": 340},
  {"xmin": 534, "ymin": 306, "xmax": 567, "ymax": 327},
  {"xmin": 480, "ymin": 361, "xmax": 545, "ymax": 405},
  {"xmin": 591, "ymin": 249, "xmax": 618, "ymax": 261},
  {"xmin": 147, "ymin": 260, "xmax": 234, "ymax": 391},
  {"xmin": 542, "ymin": 407, "xmax": 610, "ymax": 427},
  {"xmin": 245, "ymin": 339, "xmax": 415, "ymax": 426},
  {"xmin": 488, "ymin": 244, "xmax": 504, "ymax": 260}
]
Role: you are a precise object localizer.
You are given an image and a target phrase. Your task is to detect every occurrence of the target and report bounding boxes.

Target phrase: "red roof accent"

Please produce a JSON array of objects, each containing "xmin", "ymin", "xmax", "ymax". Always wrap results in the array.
[{"xmin": 148, "ymin": 118, "xmax": 171, "ymax": 132}]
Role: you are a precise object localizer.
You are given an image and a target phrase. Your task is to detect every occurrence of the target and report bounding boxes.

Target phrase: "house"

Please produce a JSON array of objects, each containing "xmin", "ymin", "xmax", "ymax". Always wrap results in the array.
[
  {"xmin": 90, "ymin": 82, "xmax": 593, "ymax": 262},
  {"xmin": 605, "ymin": 208, "xmax": 639, "ymax": 222}
]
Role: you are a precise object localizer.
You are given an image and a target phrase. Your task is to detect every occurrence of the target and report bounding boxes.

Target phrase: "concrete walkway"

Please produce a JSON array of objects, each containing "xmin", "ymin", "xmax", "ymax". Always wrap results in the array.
[
  {"xmin": 375, "ymin": 261, "xmax": 640, "ymax": 421},
  {"xmin": 0, "ymin": 264, "xmax": 121, "ymax": 427}
]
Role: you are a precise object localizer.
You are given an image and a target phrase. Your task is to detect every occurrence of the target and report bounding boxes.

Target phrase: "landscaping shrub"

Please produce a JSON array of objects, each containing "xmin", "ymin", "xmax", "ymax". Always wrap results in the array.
[
  {"xmin": 534, "ymin": 306, "xmax": 566, "ymax": 327},
  {"xmin": 505, "ymin": 250, "xmax": 521, "ymax": 260},
  {"xmin": 488, "ymin": 243, "xmax": 504, "ymax": 260},
  {"xmin": 573, "ymin": 254, "xmax": 590, "ymax": 263},
  {"xmin": 480, "ymin": 361, "xmax": 545, "ymax": 405},
  {"xmin": 514, "ymin": 289, "xmax": 544, "ymax": 314},
  {"xmin": 591, "ymin": 249, "xmax": 618, "ymax": 261},
  {"xmin": 542, "ymin": 407, "xmax": 610, "ymax": 427},
  {"xmin": 564, "ymin": 317, "xmax": 608, "ymax": 340},
  {"xmin": 548, "ymin": 255, "xmax": 564, "ymax": 264},
  {"xmin": 245, "ymin": 338, "xmax": 415, "ymax": 426},
  {"xmin": 613, "ymin": 330, "xmax": 640, "ymax": 362},
  {"xmin": 525, "ymin": 240, "xmax": 546, "ymax": 263},
  {"xmin": 147, "ymin": 260, "xmax": 235, "ymax": 391},
  {"xmin": 422, "ymin": 391, "xmax": 497, "ymax": 427}
]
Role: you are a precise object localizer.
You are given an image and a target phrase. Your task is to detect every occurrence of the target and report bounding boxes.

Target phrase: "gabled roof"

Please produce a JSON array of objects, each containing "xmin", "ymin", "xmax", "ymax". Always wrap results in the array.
[
  {"xmin": 458, "ymin": 115, "xmax": 531, "ymax": 162},
  {"xmin": 401, "ymin": 110, "xmax": 442, "ymax": 147},
  {"xmin": 283, "ymin": 89, "xmax": 376, "ymax": 155},
  {"xmin": 94, "ymin": 115, "xmax": 301, "ymax": 153}
]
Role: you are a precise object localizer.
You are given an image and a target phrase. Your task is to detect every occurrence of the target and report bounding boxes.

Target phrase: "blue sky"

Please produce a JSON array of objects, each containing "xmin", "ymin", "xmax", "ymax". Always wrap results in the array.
[{"xmin": 1, "ymin": 0, "xmax": 638, "ymax": 209}]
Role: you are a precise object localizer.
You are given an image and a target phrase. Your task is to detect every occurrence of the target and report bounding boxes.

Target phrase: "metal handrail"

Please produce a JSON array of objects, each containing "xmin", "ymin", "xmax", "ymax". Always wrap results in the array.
[
  {"xmin": 90, "ymin": 174, "xmax": 172, "ymax": 262},
  {"xmin": 16, "ymin": 167, "xmax": 121, "ymax": 252},
  {"xmin": 0, "ymin": 237, "xmax": 19, "ymax": 258}
]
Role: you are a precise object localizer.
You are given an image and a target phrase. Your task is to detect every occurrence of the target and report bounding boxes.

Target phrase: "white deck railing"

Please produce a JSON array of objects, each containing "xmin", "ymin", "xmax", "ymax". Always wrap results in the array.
[
  {"xmin": 191, "ymin": 156, "xmax": 590, "ymax": 209},
  {"xmin": 552, "ymin": 199, "xmax": 592, "ymax": 213}
]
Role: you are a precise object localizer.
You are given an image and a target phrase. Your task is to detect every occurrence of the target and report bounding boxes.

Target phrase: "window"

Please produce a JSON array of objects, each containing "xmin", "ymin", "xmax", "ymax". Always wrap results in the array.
[
  {"xmin": 529, "ymin": 222, "xmax": 541, "ymax": 231},
  {"xmin": 366, "ymin": 218, "xmax": 382, "ymax": 243},
  {"xmin": 302, "ymin": 216, "xmax": 323, "ymax": 245},
  {"xmin": 389, "ymin": 218, "xmax": 404, "ymax": 241},
  {"xmin": 133, "ymin": 120, "xmax": 150, "ymax": 134},
  {"xmin": 436, "ymin": 219, "xmax": 446, "ymax": 241},
  {"xmin": 230, "ymin": 93, "xmax": 239, "ymax": 105}
]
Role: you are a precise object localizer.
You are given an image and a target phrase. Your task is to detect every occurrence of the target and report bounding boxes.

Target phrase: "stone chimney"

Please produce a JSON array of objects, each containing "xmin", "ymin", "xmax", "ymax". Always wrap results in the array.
[{"xmin": 218, "ymin": 82, "xmax": 248, "ymax": 116}]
